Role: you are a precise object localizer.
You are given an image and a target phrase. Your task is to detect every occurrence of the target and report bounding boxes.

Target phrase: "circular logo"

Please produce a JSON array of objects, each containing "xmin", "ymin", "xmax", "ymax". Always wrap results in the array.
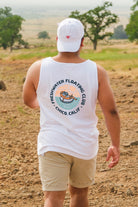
[
  {"xmin": 50, "ymin": 79, "xmax": 86, "ymax": 116},
  {"xmin": 55, "ymin": 84, "xmax": 80, "ymax": 110}
]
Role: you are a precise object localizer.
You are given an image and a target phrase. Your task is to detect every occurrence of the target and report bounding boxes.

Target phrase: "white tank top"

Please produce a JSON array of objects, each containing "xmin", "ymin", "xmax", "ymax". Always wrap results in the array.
[{"xmin": 36, "ymin": 57, "xmax": 99, "ymax": 160}]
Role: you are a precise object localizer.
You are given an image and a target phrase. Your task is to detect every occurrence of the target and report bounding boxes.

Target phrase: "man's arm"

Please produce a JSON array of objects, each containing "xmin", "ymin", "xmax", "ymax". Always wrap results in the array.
[
  {"xmin": 97, "ymin": 64, "xmax": 120, "ymax": 168},
  {"xmin": 23, "ymin": 61, "xmax": 41, "ymax": 109}
]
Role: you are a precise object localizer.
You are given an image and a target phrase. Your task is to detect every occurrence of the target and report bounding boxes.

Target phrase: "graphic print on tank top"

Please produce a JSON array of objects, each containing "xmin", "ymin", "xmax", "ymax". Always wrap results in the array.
[{"xmin": 50, "ymin": 79, "xmax": 86, "ymax": 116}]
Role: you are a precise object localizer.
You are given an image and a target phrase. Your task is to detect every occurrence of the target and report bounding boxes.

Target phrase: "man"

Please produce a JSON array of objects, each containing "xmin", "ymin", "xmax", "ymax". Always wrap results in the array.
[{"xmin": 23, "ymin": 18, "xmax": 120, "ymax": 207}]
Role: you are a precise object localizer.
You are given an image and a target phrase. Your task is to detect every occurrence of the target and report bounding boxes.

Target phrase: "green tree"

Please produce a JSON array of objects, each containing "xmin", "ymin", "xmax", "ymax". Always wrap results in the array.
[
  {"xmin": 0, "ymin": 7, "xmax": 27, "ymax": 51},
  {"xmin": 111, "ymin": 25, "xmax": 128, "ymax": 39},
  {"xmin": 131, "ymin": 0, "xmax": 138, "ymax": 11},
  {"xmin": 38, "ymin": 31, "xmax": 50, "ymax": 39},
  {"xmin": 69, "ymin": 1, "xmax": 118, "ymax": 50},
  {"xmin": 126, "ymin": 0, "xmax": 138, "ymax": 42},
  {"xmin": 126, "ymin": 11, "xmax": 138, "ymax": 42}
]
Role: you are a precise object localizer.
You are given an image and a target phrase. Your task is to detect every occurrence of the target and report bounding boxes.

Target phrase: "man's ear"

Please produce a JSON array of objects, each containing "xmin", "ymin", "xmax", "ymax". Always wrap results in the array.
[
  {"xmin": 81, "ymin": 37, "xmax": 84, "ymax": 47},
  {"xmin": 56, "ymin": 36, "xmax": 58, "ymax": 41}
]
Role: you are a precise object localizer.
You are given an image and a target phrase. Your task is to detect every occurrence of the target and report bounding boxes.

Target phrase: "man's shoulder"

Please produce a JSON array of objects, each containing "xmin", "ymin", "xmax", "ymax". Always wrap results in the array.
[
  {"xmin": 31, "ymin": 59, "xmax": 42, "ymax": 68},
  {"xmin": 28, "ymin": 59, "xmax": 43, "ymax": 75},
  {"xmin": 96, "ymin": 64, "xmax": 108, "ymax": 84},
  {"xmin": 97, "ymin": 64, "xmax": 106, "ymax": 73},
  {"xmin": 26, "ymin": 60, "xmax": 43, "ymax": 81}
]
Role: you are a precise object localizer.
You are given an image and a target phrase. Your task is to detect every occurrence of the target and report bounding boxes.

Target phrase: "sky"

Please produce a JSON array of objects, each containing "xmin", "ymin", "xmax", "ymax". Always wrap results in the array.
[
  {"xmin": 0, "ymin": 0, "xmax": 133, "ymax": 37},
  {"xmin": 0, "ymin": 0, "xmax": 133, "ymax": 8}
]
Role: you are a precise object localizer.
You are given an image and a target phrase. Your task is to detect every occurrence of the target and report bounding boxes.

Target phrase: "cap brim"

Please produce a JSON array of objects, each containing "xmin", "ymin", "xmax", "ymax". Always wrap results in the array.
[{"xmin": 57, "ymin": 39, "xmax": 81, "ymax": 52}]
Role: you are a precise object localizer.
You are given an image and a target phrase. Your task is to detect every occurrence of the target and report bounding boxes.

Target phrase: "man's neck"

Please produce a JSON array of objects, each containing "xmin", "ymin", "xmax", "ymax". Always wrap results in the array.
[{"xmin": 53, "ymin": 52, "xmax": 86, "ymax": 63}]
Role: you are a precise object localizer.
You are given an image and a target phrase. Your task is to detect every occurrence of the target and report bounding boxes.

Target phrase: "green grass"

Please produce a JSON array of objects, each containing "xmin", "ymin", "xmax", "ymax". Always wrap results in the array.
[
  {"xmin": 81, "ymin": 48, "xmax": 138, "ymax": 61},
  {"xmin": 10, "ymin": 47, "xmax": 138, "ymax": 62},
  {"xmin": 0, "ymin": 45, "xmax": 138, "ymax": 73},
  {"xmin": 11, "ymin": 49, "xmax": 58, "ymax": 60}
]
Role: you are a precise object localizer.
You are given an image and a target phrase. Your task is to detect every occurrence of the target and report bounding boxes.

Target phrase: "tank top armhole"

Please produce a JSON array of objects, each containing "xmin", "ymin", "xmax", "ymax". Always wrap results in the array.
[
  {"xmin": 89, "ymin": 60, "xmax": 99, "ymax": 99},
  {"xmin": 36, "ymin": 62, "xmax": 43, "ymax": 95},
  {"xmin": 95, "ymin": 63, "xmax": 99, "ymax": 98},
  {"xmin": 36, "ymin": 58, "xmax": 49, "ymax": 95}
]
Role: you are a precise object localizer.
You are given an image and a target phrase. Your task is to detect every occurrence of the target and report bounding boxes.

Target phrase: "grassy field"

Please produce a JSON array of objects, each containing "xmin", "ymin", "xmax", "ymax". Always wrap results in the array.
[{"xmin": 0, "ymin": 40, "xmax": 138, "ymax": 78}]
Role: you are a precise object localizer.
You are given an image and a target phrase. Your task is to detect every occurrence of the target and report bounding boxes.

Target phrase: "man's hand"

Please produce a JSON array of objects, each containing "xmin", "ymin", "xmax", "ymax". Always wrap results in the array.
[{"xmin": 106, "ymin": 146, "xmax": 120, "ymax": 168}]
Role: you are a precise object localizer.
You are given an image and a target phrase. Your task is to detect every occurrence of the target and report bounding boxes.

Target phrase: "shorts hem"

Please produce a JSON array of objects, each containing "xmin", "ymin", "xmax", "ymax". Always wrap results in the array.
[{"xmin": 69, "ymin": 180, "xmax": 95, "ymax": 189}]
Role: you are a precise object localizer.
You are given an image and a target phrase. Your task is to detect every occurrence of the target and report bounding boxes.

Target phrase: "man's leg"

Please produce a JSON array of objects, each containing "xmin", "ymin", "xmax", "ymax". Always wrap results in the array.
[
  {"xmin": 69, "ymin": 185, "xmax": 89, "ymax": 207},
  {"xmin": 69, "ymin": 156, "xmax": 97, "ymax": 207},
  {"xmin": 39, "ymin": 152, "xmax": 71, "ymax": 207},
  {"xmin": 44, "ymin": 191, "xmax": 66, "ymax": 207}
]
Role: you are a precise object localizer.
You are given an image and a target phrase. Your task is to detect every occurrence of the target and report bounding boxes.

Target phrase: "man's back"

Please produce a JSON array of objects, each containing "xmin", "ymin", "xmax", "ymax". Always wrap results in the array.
[{"xmin": 37, "ymin": 57, "xmax": 99, "ymax": 159}]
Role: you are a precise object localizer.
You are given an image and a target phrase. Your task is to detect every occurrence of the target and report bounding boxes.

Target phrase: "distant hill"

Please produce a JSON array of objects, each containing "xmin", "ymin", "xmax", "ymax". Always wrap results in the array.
[{"xmin": 0, "ymin": 5, "xmax": 130, "ymax": 42}]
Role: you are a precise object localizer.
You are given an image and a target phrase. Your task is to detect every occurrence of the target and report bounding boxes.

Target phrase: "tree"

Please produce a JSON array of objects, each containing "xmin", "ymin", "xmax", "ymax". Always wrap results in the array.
[
  {"xmin": 131, "ymin": 0, "xmax": 138, "ymax": 11},
  {"xmin": 0, "ymin": 7, "xmax": 27, "ymax": 51},
  {"xmin": 111, "ymin": 25, "xmax": 128, "ymax": 39},
  {"xmin": 69, "ymin": 1, "xmax": 118, "ymax": 50},
  {"xmin": 126, "ymin": 11, "xmax": 138, "ymax": 42},
  {"xmin": 38, "ymin": 31, "xmax": 50, "ymax": 39},
  {"xmin": 126, "ymin": 0, "xmax": 138, "ymax": 42}
]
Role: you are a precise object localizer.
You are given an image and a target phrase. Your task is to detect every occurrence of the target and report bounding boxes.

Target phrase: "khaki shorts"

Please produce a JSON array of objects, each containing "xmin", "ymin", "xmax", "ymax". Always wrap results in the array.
[{"xmin": 38, "ymin": 151, "xmax": 97, "ymax": 191}]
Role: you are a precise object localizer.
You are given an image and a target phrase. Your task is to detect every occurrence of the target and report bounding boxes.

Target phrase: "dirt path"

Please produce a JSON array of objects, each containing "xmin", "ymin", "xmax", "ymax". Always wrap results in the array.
[{"xmin": 0, "ymin": 60, "xmax": 137, "ymax": 206}]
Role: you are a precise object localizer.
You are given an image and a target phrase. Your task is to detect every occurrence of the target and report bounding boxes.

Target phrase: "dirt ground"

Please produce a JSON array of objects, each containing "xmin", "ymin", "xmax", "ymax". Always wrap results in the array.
[{"xmin": 0, "ymin": 59, "xmax": 137, "ymax": 207}]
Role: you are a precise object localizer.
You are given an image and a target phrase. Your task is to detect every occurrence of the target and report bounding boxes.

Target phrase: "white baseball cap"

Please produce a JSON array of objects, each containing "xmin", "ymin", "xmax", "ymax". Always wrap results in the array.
[{"xmin": 57, "ymin": 18, "xmax": 84, "ymax": 52}]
